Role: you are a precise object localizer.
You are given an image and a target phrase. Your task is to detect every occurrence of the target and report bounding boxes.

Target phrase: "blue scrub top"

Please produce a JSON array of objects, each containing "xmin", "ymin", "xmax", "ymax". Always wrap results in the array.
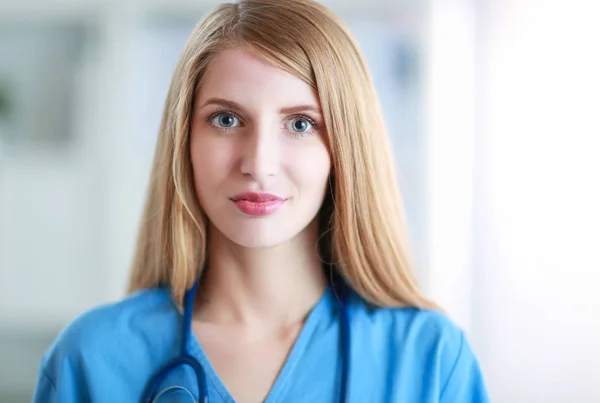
[{"xmin": 33, "ymin": 285, "xmax": 490, "ymax": 402}]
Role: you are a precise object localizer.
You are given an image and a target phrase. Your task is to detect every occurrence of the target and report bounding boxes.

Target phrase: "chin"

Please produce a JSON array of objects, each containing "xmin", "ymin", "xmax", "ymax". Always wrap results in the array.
[
  {"xmin": 224, "ymin": 227, "xmax": 293, "ymax": 249},
  {"xmin": 208, "ymin": 209, "xmax": 318, "ymax": 249},
  {"xmin": 231, "ymin": 238, "xmax": 283, "ymax": 249}
]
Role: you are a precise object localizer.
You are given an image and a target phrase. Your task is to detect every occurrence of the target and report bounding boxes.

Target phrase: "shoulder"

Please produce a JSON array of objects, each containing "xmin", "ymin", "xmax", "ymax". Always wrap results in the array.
[
  {"xmin": 350, "ymin": 294, "xmax": 463, "ymax": 347},
  {"xmin": 349, "ymin": 299, "xmax": 489, "ymax": 402},
  {"xmin": 33, "ymin": 287, "xmax": 180, "ymax": 400},
  {"xmin": 40, "ymin": 287, "xmax": 177, "ymax": 372},
  {"xmin": 354, "ymin": 302, "xmax": 465, "ymax": 368},
  {"xmin": 388, "ymin": 306, "xmax": 465, "ymax": 362}
]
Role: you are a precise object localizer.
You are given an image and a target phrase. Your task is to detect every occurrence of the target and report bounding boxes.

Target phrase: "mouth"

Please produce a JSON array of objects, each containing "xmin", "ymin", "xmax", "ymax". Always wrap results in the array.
[
  {"xmin": 230, "ymin": 192, "xmax": 285, "ymax": 202},
  {"xmin": 230, "ymin": 192, "xmax": 286, "ymax": 217}
]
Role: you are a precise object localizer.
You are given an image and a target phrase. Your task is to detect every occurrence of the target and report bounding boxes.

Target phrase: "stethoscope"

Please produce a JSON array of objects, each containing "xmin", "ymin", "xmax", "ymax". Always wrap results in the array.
[{"xmin": 140, "ymin": 278, "xmax": 352, "ymax": 403}]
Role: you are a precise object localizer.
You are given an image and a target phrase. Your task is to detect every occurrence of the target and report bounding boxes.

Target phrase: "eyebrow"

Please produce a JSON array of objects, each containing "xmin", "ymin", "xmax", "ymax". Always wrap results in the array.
[{"xmin": 199, "ymin": 97, "xmax": 322, "ymax": 115}]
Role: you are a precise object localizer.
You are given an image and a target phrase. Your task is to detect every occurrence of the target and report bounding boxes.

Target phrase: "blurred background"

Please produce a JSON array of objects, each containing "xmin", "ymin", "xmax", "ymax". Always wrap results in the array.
[{"xmin": 0, "ymin": 0, "xmax": 599, "ymax": 401}]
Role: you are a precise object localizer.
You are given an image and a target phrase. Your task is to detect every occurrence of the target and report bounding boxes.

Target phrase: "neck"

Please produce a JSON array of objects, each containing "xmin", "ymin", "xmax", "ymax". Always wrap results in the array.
[{"xmin": 196, "ymin": 220, "xmax": 327, "ymax": 328}]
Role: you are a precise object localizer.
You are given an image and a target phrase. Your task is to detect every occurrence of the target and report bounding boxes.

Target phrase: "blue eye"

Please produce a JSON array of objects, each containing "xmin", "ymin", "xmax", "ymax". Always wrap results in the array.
[
  {"xmin": 211, "ymin": 113, "xmax": 240, "ymax": 129},
  {"xmin": 286, "ymin": 117, "xmax": 314, "ymax": 133}
]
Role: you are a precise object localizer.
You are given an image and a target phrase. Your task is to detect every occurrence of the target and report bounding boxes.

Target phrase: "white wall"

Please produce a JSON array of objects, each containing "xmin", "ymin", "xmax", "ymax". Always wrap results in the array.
[
  {"xmin": 423, "ymin": 0, "xmax": 477, "ymax": 333},
  {"xmin": 473, "ymin": 1, "xmax": 600, "ymax": 401}
]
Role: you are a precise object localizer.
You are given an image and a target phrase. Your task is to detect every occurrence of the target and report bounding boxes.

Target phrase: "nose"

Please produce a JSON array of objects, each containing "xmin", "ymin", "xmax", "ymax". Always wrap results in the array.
[{"xmin": 240, "ymin": 125, "xmax": 279, "ymax": 181}]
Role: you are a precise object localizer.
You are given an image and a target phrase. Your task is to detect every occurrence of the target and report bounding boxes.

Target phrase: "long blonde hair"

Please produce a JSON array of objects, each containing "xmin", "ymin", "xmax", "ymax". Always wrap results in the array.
[{"xmin": 128, "ymin": 0, "xmax": 437, "ymax": 310}]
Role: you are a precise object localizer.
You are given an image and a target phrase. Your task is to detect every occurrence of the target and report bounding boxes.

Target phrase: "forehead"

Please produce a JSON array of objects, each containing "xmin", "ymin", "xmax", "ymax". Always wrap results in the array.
[{"xmin": 197, "ymin": 49, "xmax": 320, "ymax": 109}]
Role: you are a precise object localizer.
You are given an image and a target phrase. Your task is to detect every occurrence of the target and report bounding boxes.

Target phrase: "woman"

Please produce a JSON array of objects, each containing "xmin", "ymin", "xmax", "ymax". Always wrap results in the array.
[{"xmin": 33, "ymin": 0, "xmax": 489, "ymax": 402}]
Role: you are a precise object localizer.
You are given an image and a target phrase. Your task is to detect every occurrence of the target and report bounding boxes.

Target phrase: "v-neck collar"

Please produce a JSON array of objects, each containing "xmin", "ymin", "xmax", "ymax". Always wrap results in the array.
[{"xmin": 186, "ymin": 285, "xmax": 336, "ymax": 402}]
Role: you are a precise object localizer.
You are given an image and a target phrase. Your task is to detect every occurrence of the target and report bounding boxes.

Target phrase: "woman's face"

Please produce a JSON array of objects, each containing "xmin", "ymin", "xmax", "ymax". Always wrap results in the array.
[{"xmin": 190, "ymin": 49, "xmax": 331, "ymax": 248}]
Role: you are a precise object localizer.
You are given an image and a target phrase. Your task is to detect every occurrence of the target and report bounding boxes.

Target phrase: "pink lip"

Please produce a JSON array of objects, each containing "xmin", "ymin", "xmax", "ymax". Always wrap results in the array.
[{"xmin": 230, "ymin": 192, "xmax": 286, "ymax": 216}]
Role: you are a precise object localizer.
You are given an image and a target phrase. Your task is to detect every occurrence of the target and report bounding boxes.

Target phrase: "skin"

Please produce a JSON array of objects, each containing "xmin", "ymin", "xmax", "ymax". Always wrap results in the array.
[{"xmin": 189, "ymin": 48, "xmax": 332, "ymax": 402}]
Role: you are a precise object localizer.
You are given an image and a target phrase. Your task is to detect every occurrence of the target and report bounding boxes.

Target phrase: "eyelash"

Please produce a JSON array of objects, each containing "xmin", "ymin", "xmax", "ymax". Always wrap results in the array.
[{"xmin": 206, "ymin": 110, "xmax": 319, "ymax": 138}]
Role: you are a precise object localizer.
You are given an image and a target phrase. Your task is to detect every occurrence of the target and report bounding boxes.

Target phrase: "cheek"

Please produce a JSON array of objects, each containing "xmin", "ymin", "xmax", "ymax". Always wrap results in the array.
[
  {"xmin": 190, "ymin": 135, "xmax": 234, "ymax": 197},
  {"xmin": 286, "ymin": 143, "xmax": 331, "ymax": 195}
]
